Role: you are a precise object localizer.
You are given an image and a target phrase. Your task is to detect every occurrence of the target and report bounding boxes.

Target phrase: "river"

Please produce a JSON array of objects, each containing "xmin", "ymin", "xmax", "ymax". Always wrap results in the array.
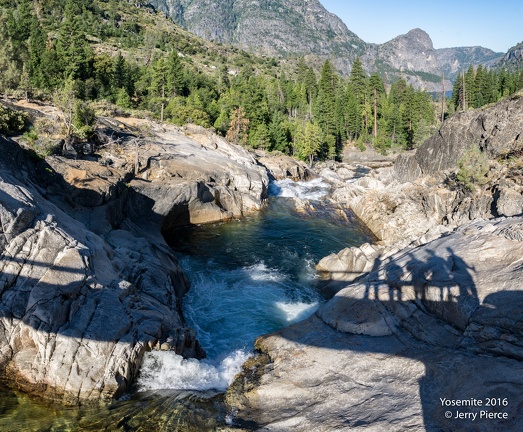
[{"xmin": 0, "ymin": 178, "xmax": 374, "ymax": 431}]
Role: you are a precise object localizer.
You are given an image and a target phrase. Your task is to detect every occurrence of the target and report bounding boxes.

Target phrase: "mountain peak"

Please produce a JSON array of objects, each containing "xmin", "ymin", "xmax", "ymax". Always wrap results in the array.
[{"xmin": 402, "ymin": 28, "xmax": 434, "ymax": 51}]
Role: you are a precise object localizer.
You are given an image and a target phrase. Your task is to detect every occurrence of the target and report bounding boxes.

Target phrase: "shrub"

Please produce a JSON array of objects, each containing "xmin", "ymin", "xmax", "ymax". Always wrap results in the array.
[
  {"xmin": 34, "ymin": 117, "xmax": 59, "ymax": 137},
  {"xmin": 0, "ymin": 105, "xmax": 28, "ymax": 135},
  {"xmin": 170, "ymin": 106, "xmax": 211, "ymax": 128},
  {"xmin": 73, "ymin": 101, "xmax": 96, "ymax": 140},
  {"xmin": 456, "ymin": 145, "xmax": 490, "ymax": 190},
  {"xmin": 31, "ymin": 138, "xmax": 62, "ymax": 157}
]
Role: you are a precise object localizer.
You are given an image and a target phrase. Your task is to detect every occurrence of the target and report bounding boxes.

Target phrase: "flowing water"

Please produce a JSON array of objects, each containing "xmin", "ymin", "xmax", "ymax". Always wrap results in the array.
[{"xmin": 0, "ymin": 178, "xmax": 374, "ymax": 431}]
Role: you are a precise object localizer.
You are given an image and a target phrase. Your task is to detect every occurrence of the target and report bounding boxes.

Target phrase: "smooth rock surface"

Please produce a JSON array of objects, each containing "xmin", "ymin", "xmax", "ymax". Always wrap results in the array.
[
  {"xmin": 395, "ymin": 92, "xmax": 523, "ymax": 183},
  {"xmin": 0, "ymin": 116, "xmax": 271, "ymax": 404},
  {"xmin": 227, "ymin": 217, "xmax": 523, "ymax": 431}
]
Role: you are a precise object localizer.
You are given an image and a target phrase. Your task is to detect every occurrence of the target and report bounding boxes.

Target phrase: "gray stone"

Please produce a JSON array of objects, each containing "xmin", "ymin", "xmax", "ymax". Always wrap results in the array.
[
  {"xmin": 395, "ymin": 93, "xmax": 523, "ymax": 183},
  {"xmin": 227, "ymin": 217, "xmax": 523, "ymax": 431},
  {"xmin": 0, "ymin": 118, "xmax": 271, "ymax": 404}
]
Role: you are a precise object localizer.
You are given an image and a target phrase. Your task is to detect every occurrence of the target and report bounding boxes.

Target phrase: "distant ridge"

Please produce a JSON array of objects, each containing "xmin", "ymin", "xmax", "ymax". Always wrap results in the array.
[{"xmin": 148, "ymin": 0, "xmax": 504, "ymax": 90}]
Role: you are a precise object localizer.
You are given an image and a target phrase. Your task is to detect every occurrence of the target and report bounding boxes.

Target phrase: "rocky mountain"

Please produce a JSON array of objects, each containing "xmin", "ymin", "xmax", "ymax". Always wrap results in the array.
[
  {"xmin": 148, "ymin": 0, "xmax": 368, "ymax": 71},
  {"xmin": 147, "ymin": 1, "xmax": 504, "ymax": 91},
  {"xmin": 496, "ymin": 41, "xmax": 523, "ymax": 71},
  {"xmin": 363, "ymin": 28, "xmax": 502, "ymax": 91}
]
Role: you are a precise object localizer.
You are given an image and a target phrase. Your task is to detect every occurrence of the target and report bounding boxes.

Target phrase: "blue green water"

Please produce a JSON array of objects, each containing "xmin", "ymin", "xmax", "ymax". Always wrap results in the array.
[
  {"xmin": 137, "ymin": 178, "xmax": 374, "ymax": 392},
  {"xmin": 0, "ymin": 178, "xmax": 374, "ymax": 430}
]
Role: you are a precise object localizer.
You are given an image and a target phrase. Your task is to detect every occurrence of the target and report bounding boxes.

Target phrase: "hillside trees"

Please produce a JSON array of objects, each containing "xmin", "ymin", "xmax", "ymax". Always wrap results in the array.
[
  {"xmin": 2, "ymin": 0, "xmax": 523, "ymax": 165},
  {"xmin": 451, "ymin": 65, "xmax": 523, "ymax": 112}
]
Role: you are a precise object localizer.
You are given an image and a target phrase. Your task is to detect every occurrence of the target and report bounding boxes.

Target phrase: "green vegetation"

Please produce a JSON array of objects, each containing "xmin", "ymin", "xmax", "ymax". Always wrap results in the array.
[
  {"xmin": 0, "ymin": 0, "xmax": 448, "ymax": 162},
  {"xmin": 0, "ymin": 105, "xmax": 28, "ymax": 135},
  {"xmin": 456, "ymin": 145, "xmax": 490, "ymax": 190},
  {"xmin": 451, "ymin": 65, "xmax": 523, "ymax": 111}
]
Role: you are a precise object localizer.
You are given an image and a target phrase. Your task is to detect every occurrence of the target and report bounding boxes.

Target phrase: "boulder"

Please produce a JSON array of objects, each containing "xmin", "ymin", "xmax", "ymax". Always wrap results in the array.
[
  {"xmin": 227, "ymin": 217, "xmax": 523, "ymax": 431},
  {"xmin": 395, "ymin": 92, "xmax": 523, "ymax": 183},
  {"xmin": 256, "ymin": 151, "xmax": 313, "ymax": 180},
  {"xmin": 121, "ymin": 125, "xmax": 269, "ymax": 232}
]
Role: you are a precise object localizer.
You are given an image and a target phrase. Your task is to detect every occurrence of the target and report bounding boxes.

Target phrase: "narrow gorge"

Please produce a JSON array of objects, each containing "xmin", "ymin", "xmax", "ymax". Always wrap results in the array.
[{"xmin": 1, "ymin": 92, "xmax": 523, "ymax": 431}]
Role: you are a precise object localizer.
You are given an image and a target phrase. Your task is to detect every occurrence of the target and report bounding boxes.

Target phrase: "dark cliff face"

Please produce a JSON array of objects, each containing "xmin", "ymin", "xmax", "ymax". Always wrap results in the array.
[
  {"xmin": 149, "ymin": 1, "xmax": 503, "ymax": 90},
  {"xmin": 395, "ymin": 93, "xmax": 523, "ymax": 183}
]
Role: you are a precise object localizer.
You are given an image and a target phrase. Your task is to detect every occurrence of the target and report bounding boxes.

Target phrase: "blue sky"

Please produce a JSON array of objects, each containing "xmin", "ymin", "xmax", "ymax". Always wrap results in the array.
[{"xmin": 320, "ymin": 0, "xmax": 522, "ymax": 53}]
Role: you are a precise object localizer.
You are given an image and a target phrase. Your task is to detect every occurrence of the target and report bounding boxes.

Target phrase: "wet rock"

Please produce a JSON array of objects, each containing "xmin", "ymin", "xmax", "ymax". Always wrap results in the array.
[{"xmin": 256, "ymin": 151, "xmax": 312, "ymax": 180}]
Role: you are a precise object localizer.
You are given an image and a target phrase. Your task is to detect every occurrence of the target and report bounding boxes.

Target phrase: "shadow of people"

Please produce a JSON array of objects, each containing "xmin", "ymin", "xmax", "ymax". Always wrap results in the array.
[{"xmin": 231, "ymin": 241, "xmax": 523, "ymax": 431}]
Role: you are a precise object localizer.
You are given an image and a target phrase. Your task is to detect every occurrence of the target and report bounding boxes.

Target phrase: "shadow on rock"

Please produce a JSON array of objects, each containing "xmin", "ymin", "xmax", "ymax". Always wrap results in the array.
[{"xmin": 228, "ymin": 220, "xmax": 523, "ymax": 431}]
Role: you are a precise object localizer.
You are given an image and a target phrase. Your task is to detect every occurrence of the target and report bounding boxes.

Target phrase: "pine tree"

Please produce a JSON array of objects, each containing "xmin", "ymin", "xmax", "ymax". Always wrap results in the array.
[
  {"xmin": 0, "ymin": 20, "xmax": 19, "ymax": 98},
  {"xmin": 250, "ymin": 123, "xmax": 270, "ymax": 149},
  {"xmin": 53, "ymin": 75, "xmax": 79, "ymax": 139},
  {"xmin": 349, "ymin": 57, "xmax": 367, "ymax": 107},
  {"xmin": 150, "ymin": 56, "xmax": 168, "ymax": 120},
  {"xmin": 344, "ymin": 84, "xmax": 361, "ymax": 140},
  {"xmin": 268, "ymin": 110, "xmax": 289, "ymax": 152},
  {"xmin": 303, "ymin": 66, "xmax": 317, "ymax": 119},
  {"xmin": 369, "ymin": 73, "xmax": 385, "ymax": 139},
  {"xmin": 226, "ymin": 107, "xmax": 249, "ymax": 145},
  {"xmin": 27, "ymin": 16, "xmax": 46, "ymax": 89},
  {"xmin": 166, "ymin": 50, "xmax": 185, "ymax": 97},
  {"xmin": 296, "ymin": 121, "xmax": 322, "ymax": 167},
  {"xmin": 56, "ymin": 0, "xmax": 93, "ymax": 80},
  {"xmin": 113, "ymin": 53, "xmax": 127, "ymax": 90},
  {"xmin": 314, "ymin": 59, "xmax": 338, "ymax": 159}
]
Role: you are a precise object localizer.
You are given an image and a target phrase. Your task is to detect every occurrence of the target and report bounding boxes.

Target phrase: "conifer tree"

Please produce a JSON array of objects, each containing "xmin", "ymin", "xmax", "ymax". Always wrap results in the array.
[
  {"xmin": 349, "ymin": 57, "xmax": 367, "ymax": 107},
  {"xmin": 56, "ymin": 0, "xmax": 93, "ymax": 80},
  {"xmin": 268, "ymin": 110, "xmax": 289, "ymax": 152},
  {"xmin": 296, "ymin": 121, "xmax": 322, "ymax": 167},
  {"xmin": 314, "ymin": 59, "xmax": 338, "ymax": 158},
  {"xmin": 150, "ymin": 56, "xmax": 168, "ymax": 120},
  {"xmin": 344, "ymin": 84, "xmax": 361, "ymax": 140},
  {"xmin": 226, "ymin": 107, "xmax": 249, "ymax": 145},
  {"xmin": 166, "ymin": 50, "xmax": 185, "ymax": 97},
  {"xmin": 27, "ymin": 16, "xmax": 46, "ymax": 89}
]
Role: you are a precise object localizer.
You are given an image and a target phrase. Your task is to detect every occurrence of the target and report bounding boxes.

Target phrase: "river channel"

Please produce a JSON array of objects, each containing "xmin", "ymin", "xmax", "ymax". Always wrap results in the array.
[{"xmin": 0, "ymin": 178, "xmax": 374, "ymax": 431}]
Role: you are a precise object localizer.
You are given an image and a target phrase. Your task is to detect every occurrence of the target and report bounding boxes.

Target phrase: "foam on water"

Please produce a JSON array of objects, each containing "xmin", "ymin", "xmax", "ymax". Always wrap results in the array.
[
  {"xmin": 247, "ymin": 262, "xmax": 287, "ymax": 282},
  {"xmin": 269, "ymin": 178, "xmax": 331, "ymax": 200},
  {"xmin": 136, "ymin": 179, "xmax": 372, "ymax": 394},
  {"xmin": 137, "ymin": 349, "xmax": 250, "ymax": 392},
  {"xmin": 178, "ymin": 257, "xmax": 319, "ymax": 359},
  {"xmin": 137, "ymin": 260, "xmax": 320, "ymax": 392}
]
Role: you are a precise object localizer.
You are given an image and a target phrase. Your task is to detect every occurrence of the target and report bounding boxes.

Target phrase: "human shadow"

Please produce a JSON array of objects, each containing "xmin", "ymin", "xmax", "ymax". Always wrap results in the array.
[{"xmin": 235, "ymin": 244, "xmax": 523, "ymax": 431}]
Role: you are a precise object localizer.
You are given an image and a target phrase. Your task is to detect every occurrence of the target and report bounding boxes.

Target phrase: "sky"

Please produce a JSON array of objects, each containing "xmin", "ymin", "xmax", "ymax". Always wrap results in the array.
[{"xmin": 320, "ymin": 0, "xmax": 523, "ymax": 53}]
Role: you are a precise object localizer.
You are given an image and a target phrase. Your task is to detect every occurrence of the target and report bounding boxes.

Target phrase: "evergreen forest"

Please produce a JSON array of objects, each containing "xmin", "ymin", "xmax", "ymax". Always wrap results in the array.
[{"xmin": 1, "ymin": 0, "xmax": 523, "ymax": 164}]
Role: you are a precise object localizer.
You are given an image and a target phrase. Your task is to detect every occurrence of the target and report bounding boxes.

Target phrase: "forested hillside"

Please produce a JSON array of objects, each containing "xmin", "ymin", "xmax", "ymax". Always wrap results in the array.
[{"xmin": 1, "ymin": 0, "xmax": 522, "ymax": 163}]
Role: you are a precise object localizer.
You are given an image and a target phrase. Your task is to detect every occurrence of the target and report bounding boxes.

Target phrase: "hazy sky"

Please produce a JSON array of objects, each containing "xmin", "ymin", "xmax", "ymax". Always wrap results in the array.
[{"xmin": 320, "ymin": 0, "xmax": 522, "ymax": 53}]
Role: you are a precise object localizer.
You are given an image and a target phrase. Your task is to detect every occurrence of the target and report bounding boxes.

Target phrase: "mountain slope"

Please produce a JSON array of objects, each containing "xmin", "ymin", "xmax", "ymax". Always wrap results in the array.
[
  {"xmin": 148, "ymin": 0, "xmax": 368, "ymax": 71},
  {"xmin": 150, "ymin": 0, "xmax": 504, "ymax": 90},
  {"xmin": 496, "ymin": 41, "xmax": 523, "ymax": 71},
  {"xmin": 363, "ymin": 28, "xmax": 503, "ymax": 91}
]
